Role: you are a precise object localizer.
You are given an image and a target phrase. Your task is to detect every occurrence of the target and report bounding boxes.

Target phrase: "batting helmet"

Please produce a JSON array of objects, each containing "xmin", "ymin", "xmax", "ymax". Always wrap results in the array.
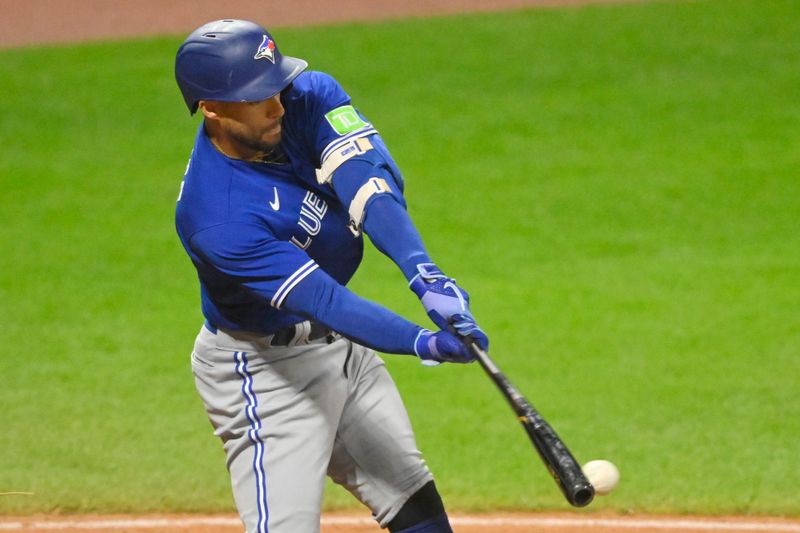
[{"xmin": 175, "ymin": 19, "xmax": 308, "ymax": 114}]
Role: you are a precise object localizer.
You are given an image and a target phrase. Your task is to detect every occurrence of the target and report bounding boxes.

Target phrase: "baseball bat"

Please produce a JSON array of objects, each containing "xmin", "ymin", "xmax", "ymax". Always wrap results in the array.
[{"xmin": 469, "ymin": 342, "xmax": 595, "ymax": 507}]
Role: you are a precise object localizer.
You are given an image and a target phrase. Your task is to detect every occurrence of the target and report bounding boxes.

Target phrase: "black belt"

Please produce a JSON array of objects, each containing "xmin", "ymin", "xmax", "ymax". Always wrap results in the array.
[
  {"xmin": 270, "ymin": 321, "xmax": 334, "ymax": 346},
  {"xmin": 205, "ymin": 319, "xmax": 336, "ymax": 346}
]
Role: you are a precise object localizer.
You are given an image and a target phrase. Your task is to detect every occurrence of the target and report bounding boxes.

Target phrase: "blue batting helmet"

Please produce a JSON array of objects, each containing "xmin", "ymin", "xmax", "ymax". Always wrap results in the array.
[{"xmin": 175, "ymin": 19, "xmax": 308, "ymax": 114}]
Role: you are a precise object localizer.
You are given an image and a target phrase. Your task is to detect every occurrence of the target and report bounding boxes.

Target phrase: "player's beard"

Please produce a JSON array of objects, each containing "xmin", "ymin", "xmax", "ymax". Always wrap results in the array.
[{"xmin": 232, "ymin": 120, "xmax": 283, "ymax": 155}]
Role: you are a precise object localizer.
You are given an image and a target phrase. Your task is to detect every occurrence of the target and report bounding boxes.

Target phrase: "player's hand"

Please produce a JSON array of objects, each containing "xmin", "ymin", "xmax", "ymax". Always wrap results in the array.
[
  {"xmin": 409, "ymin": 263, "xmax": 489, "ymax": 350},
  {"xmin": 414, "ymin": 329, "xmax": 476, "ymax": 365}
]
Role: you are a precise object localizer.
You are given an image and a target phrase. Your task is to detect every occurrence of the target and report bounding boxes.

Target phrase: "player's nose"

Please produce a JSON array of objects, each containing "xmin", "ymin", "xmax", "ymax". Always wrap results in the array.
[{"xmin": 266, "ymin": 95, "xmax": 285, "ymax": 119}]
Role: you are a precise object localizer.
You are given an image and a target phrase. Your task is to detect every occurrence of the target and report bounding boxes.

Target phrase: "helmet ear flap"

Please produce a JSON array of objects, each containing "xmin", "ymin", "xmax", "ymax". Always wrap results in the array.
[{"xmin": 174, "ymin": 19, "xmax": 307, "ymax": 114}]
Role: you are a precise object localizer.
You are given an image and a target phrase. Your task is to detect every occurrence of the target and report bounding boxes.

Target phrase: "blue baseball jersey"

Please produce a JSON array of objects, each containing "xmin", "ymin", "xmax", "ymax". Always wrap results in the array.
[{"xmin": 175, "ymin": 71, "xmax": 399, "ymax": 334}]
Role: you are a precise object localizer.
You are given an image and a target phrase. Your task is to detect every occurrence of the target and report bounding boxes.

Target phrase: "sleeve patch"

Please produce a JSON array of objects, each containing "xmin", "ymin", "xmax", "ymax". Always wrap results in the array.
[{"xmin": 325, "ymin": 105, "xmax": 369, "ymax": 135}]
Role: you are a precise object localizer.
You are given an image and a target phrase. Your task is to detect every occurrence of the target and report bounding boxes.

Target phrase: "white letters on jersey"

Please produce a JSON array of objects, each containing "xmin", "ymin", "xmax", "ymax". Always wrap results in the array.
[{"xmin": 291, "ymin": 191, "xmax": 328, "ymax": 250}]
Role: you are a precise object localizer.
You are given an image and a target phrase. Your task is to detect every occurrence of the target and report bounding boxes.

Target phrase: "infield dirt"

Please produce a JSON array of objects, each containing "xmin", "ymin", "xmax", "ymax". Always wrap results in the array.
[
  {"xmin": 0, "ymin": 0, "xmax": 649, "ymax": 48},
  {"xmin": 4, "ymin": 513, "xmax": 800, "ymax": 532}
]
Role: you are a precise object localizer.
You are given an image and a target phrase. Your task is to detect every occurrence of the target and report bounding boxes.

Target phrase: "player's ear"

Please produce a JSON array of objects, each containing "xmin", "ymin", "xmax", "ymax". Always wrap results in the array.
[{"xmin": 198, "ymin": 100, "xmax": 222, "ymax": 120}]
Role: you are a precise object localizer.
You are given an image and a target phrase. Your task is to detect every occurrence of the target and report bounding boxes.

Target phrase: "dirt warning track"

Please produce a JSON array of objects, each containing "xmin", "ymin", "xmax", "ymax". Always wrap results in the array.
[
  {"xmin": 0, "ymin": 0, "xmax": 649, "ymax": 49},
  {"xmin": 2, "ymin": 514, "xmax": 800, "ymax": 533}
]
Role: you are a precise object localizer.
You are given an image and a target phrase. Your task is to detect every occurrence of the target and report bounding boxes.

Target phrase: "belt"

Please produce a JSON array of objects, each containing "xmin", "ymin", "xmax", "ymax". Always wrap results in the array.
[{"xmin": 204, "ymin": 319, "xmax": 337, "ymax": 347}]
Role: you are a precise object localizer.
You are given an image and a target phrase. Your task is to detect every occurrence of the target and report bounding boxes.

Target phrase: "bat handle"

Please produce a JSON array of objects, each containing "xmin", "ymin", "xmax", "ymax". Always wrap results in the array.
[{"xmin": 468, "ymin": 341, "xmax": 500, "ymax": 374}]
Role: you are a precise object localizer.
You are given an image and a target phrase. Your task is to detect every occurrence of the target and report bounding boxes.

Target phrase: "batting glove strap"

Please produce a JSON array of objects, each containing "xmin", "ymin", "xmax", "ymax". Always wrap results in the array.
[
  {"xmin": 414, "ymin": 329, "xmax": 475, "ymax": 365},
  {"xmin": 413, "ymin": 329, "xmax": 442, "ymax": 367},
  {"xmin": 408, "ymin": 262, "xmax": 449, "ymax": 285}
]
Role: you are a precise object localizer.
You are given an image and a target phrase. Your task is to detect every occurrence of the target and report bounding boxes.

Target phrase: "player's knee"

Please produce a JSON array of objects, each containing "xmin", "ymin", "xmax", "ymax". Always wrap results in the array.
[{"xmin": 388, "ymin": 481, "xmax": 452, "ymax": 533}]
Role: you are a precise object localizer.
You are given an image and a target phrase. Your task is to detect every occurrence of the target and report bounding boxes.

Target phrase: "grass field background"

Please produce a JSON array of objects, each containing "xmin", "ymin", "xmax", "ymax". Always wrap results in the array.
[{"xmin": 1, "ymin": 0, "xmax": 798, "ymax": 517}]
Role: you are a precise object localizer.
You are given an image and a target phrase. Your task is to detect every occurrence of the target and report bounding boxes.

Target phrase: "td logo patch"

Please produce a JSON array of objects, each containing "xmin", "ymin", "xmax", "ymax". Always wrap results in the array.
[
  {"xmin": 325, "ymin": 105, "xmax": 368, "ymax": 135},
  {"xmin": 254, "ymin": 35, "xmax": 276, "ymax": 63}
]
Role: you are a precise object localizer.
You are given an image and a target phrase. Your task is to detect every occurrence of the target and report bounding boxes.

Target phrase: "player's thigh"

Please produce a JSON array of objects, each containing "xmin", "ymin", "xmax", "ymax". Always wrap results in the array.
[
  {"xmin": 328, "ymin": 342, "xmax": 433, "ymax": 526},
  {"xmin": 193, "ymin": 329, "xmax": 351, "ymax": 532}
]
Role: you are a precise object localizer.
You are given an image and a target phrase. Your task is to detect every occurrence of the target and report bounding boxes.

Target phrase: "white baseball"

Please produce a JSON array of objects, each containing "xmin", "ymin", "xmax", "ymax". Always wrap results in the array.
[{"xmin": 582, "ymin": 459, "xmax": 620, "ymax": 495}]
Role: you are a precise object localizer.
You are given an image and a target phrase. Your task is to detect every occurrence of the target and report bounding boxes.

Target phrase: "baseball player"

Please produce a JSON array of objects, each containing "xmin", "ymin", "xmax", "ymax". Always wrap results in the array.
[{"xmin": 174, "ymin": 19, "xmax": 488, "ymax": 533}]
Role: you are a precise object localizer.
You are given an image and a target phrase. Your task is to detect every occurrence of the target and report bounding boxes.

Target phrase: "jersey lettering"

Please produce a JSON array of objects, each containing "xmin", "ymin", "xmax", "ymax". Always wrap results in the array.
[
  {"xmin": 178, "ymin": 156, "xmax": 192, "ymax": 201},
  {"xmin": 299, "ymin": 206, "xmax": 322, "ymax": 235},
  {"xmin": 290, "ymin": 235, "xmax": 312, "ymax": 250},
  {"xmin": 292, "ymin": 191, "xmax": 328, "ymax": 248}
]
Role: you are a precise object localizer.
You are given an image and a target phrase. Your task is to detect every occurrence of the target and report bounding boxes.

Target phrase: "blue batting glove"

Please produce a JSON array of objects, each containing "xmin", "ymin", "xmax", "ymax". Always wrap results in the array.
[
  {"xmin": 414, "ymin": 329, "xmax": 476, "ymax": 365},
  {"xmin": 409, "ymin": 263, "xmax": 489, "ymax": 350}
]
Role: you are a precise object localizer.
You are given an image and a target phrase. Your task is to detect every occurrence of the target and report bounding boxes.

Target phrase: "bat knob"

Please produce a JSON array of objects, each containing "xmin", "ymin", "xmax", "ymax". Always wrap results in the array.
[{"xmin": 571, "ymin": 484, "xmax": 595, "ymax": 507}]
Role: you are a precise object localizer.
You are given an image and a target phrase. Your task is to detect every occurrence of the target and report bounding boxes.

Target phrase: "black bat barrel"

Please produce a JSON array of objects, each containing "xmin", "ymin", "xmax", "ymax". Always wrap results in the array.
[{"xmin": 470, "ymin": 343, "xmax": 595, "ymax": 508}]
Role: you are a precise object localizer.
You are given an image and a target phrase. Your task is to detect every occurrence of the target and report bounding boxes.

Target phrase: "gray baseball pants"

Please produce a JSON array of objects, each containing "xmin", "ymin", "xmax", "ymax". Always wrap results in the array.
[{"xmin": 191, "ymin": 324, "xmax": 434, "ymax": 533}]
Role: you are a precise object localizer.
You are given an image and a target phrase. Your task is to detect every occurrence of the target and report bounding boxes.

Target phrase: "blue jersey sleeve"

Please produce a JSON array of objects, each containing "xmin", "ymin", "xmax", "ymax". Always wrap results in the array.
[
  {"xmin": 285, "ymin": 72, "xmax": 429, "ymax": 281},
  {"xmin": 283, "ymin": 268, "xmax": 424, "ymax": 355},
  {"xmin": 282, "ymin": 72, "xmax": 369, "ymax": 164},
  {"xmin": 294, "ymin": 72, "xmax": 377, "ymax": 161},
  {"xmin": 190, "ymin": 222, "xmax": 319, "ymax": 310},
  {"xmin": 285, "ymin": 71, "xmax": 405, "ymax": 191},
  {"xmin": 191, "ymin": 221, "xmax": 424, "ymax": 354}
]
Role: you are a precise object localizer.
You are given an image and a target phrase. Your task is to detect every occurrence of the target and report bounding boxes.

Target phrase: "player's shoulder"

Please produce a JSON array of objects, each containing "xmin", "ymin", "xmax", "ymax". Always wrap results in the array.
[
  {"xmin": 177, "ymin": 127, "xmax": 270, "ymax": 236},
  {"xmin": 290, "ymin": 70, "xmax": 345, "ymax": 95},
  {"xmin": 285, "ymin": 70, "xmax": 350, "ymax": 109}
]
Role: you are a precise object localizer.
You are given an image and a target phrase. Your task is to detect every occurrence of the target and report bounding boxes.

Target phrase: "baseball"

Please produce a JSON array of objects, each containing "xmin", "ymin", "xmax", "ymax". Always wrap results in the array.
[{"xmin": 582, "ymin": 460, "xmax": 620, "ymax": 495}]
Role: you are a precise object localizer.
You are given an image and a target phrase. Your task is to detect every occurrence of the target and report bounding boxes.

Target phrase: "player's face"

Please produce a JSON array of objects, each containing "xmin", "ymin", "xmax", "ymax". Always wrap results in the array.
[
  {"xmin": 232, "ymin": 95, "xmax": 285, "ymax": 148},
  {"xmin": 202, "ymin": 94, "xmax": 285, "ymax": 159}
]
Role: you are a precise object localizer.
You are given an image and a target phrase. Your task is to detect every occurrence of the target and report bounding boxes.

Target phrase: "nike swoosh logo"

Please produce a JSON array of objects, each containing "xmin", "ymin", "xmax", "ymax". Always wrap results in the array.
[
  {"xmin": 444, "ymin": 281, "xmax": 467, "ymax": 311},
  {"xmin": 269, "ymin": 186, "xmax": 280, "ymax": 211}
]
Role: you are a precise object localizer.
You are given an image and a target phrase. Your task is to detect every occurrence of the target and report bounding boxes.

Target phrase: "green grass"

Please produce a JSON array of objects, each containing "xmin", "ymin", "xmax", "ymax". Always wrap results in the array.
[{"xmin": 2, "ymin": 0, "xmax": 799, "ymax": 517}]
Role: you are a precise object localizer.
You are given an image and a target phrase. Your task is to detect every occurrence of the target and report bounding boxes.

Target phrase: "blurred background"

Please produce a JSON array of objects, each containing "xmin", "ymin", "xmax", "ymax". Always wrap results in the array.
[{"xmin": 1, "ymin": 0, "xmax": 798, "ymax": 519}]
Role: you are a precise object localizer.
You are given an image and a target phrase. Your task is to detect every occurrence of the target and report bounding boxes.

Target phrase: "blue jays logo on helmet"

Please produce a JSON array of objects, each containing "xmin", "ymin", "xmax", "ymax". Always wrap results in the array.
[
  {"xmin": 254, "ymin": 35, "xmax": 276, "ymax": 63},
  {"xmin": 175, "ymin": 19, "xmax": 308, "ymax": 114}
]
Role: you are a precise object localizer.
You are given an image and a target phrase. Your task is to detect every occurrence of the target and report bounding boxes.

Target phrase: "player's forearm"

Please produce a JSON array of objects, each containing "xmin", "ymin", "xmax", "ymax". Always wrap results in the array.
[
  {"xmin": 361, "ymin": 194, "xmax": 432, "ymax": 280},
  {"xmin": 283, "ymin": 268, "xmax": 423, "ymax": 355},
  {"xmin": 331, "ymin": 158, "xmax": 431, "ymax": 280}
]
